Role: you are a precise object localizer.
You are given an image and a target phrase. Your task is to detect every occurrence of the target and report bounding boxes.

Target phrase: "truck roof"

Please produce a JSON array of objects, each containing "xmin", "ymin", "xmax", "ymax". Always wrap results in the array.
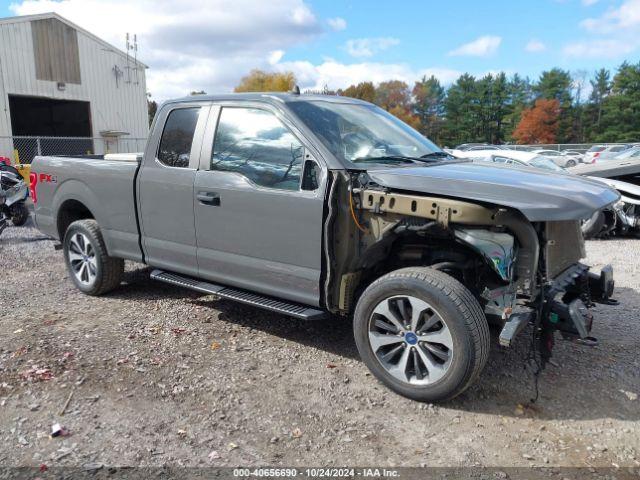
[{"xmin": 165, "ymin": 92, "xmax": 370, "ymax": 106}]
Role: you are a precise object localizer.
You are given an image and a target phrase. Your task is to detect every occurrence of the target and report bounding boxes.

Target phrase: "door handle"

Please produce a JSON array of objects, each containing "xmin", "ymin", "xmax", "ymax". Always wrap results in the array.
[{"xmin": 197, "ymin": 191, "xmax": 221, "ymax": 206}]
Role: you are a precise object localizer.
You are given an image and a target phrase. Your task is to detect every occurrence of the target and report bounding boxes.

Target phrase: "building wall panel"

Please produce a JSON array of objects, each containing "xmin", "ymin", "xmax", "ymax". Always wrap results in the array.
[
  {"xmin": 0, "ymin": 15, "xmax": 148, "ymax": 151},
  {"xmin": 31, "ymin": 18, "xmax": 81, "ymax": 84}
]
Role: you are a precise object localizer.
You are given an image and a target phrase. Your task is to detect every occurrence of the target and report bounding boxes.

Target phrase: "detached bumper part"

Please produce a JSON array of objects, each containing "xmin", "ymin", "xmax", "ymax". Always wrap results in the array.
[
  {"xmin": 499, "ymin": 310, "xmax": 533, "ymax": 347},
  {"xmin": 589, "ymin": 265, "xmax": 615, "ymax": 302},
  {"xmin": 549, "ymin": 296, "xmax": 593, "ymax": 339},
  {"xmin": 547, "ymin": 265, "xmax": 614, "ymax": 340}
]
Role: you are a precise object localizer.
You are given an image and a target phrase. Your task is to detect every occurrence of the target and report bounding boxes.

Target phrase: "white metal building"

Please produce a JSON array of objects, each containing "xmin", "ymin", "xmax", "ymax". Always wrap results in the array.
[{"xmin": 0, "ymin": 12, "xmax": 149, "ymax": 160}]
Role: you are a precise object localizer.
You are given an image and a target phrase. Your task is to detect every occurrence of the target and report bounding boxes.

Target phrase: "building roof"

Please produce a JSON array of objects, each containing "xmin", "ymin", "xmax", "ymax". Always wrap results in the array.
[{"xmin": 0, "ymin": 12, "xmax": 147, "ymax": 68}]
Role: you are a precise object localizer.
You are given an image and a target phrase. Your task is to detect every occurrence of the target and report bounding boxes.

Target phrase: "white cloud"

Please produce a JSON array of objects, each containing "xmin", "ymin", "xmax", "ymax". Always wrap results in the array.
[
  {"xmin": 275, "ymin": 59, "xmax": 462, "ymax": 92},
  {"xmin": 565, "ymin": 0, "xmax": 640, "ymax": 58},
  {"xmin": 268, "ymin": 50, "xmax": 285, "ymax": 65},
  {"xmin": 448, "ymin": 35, "xmax": 502, "ymax": 57},
  {"xmin": 343, "ymin": 37, "xmax": 400, "ymax": 58},
  {"xmin": 582, "ymin": 0, "xmax": 599, "ymax": 5},
  {"xmin": 563, "ymin": 38, "xmax": 638, "ymax": 58},
  {"xmin": 9, "ymin": 0, "xmax": 322, "ymax": 100},
  {"xmin": 525, "ymin": 39, "xmax": 546, "ymax": 53},
  {"xmin": 327, "ymin": 17, "xmax": 346, "ymax": 31}
]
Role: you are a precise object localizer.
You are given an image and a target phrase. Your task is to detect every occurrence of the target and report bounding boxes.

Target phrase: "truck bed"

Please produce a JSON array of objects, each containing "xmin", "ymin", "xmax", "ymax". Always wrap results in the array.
[{"xmin": 30, "ymin": 154, "xmax": 143, "ymax": 262}]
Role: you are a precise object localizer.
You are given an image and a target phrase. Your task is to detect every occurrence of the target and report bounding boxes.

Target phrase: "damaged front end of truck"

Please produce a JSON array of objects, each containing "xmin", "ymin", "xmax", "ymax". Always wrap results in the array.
[{"xmin": 325, "ymin": 163, "xmax": 619, "ymax": 365}]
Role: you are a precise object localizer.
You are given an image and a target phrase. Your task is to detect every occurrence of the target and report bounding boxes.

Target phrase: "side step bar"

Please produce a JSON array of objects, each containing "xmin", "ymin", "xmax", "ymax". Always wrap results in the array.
[{"xmin": 150, "ymin": 269, "xmax": 329, "ymax": 321}]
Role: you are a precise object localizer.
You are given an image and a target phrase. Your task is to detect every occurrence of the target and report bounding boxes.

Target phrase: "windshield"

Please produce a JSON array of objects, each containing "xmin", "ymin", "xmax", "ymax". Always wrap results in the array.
[
  {"xmin": 287, "ymin": 100, "xmax": 442, "ymax": 166},
  {"xmin": 529, "ymin": 156, "xmax": 565, "ymax": 172},
  {"xmin": 588, "ymin": 146, "xmax": 606, "ymax": 152}
]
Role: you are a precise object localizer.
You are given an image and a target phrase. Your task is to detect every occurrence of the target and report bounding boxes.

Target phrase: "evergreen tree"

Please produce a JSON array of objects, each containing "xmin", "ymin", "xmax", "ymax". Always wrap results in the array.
[
  {"xmin": 412, "ymin": 75, "xmax": 445, "ymax": 141},
  {"xmin": 442, "ymin": 74, "xmax": 479, "ymax": 146},
  {"xmin": 589, "ymin": 68, "xmax": 611, "ymax": 132},
  {"xmin": 504, "ymin": 74, "xmax": 533, "ymax": 141},
  {"xmin": 597, "ymin": 62, "xmax": 640, "ymax": 142},
  {"xmin": 476, "ymin": 73, "xmax": 510, "ymax": 144}
]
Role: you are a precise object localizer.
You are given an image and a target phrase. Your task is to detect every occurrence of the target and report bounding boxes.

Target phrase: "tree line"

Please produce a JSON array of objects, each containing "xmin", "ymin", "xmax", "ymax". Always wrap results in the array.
[{"xmin": 233, "ymin": 62, "xmax": 640, "ymax": 146}]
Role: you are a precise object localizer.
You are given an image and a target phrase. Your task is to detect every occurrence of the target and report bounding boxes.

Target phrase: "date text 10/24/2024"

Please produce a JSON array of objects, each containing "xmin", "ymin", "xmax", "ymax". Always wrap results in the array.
[{"xmin": 232, "ymin": 468, "xmax": 400, "ymax": 478}]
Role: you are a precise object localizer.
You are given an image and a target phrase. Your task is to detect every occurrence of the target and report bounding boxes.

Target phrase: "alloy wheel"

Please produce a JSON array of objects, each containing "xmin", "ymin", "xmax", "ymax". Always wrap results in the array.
[
  {"xmin": 368, "ymin": 295, "xmax": 453, "ymax": 385},
  {"xmin": 68, "ymin": 232, "xmax": 98, "ymax": 285}
]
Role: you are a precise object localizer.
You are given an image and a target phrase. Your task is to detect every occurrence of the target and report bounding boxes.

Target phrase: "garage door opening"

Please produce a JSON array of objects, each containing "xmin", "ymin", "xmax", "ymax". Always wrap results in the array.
[{"xmin": 8, "ymin": 95, "xmax": 93, "ymax": 162}]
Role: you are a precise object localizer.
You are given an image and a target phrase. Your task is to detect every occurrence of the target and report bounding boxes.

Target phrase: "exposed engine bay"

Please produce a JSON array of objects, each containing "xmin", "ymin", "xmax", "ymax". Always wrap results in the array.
[{"xmin": 324, "ymin": 171, "xmax": 616, "ymax": 367}]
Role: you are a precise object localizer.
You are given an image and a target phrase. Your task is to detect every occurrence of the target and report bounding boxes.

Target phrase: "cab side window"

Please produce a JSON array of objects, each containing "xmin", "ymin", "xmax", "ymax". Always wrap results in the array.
[
  {"xmin": 211, "ymin": 107, "xmax": 304, "ymax": 191},
  {"xmin": 157, "ymin": 107, "xmax": 201, "ymax": 168}
]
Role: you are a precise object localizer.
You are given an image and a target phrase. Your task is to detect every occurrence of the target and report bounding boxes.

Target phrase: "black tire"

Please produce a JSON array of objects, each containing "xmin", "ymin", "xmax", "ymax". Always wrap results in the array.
[
  {"xmin": 63, "ymin": 219, "xmax": 124, "ymax": 295},
  {"xmin": 581, "ymin": 210, "xmax": 605, "ymax": 239},
  {"xmin": 353, "ymin": 267, "xmax": 490, "ymax": 402},
  {"xmin": 566, "ymin": 159, "xmax": 577, "ymax": 168},
  {"xmin": 10, "ymin": 202, "xmax": 29, "ymax": 226}
]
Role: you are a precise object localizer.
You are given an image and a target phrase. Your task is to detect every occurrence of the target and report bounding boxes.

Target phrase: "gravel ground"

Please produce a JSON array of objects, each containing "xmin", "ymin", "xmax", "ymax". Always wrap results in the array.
[{"xmin": 0, "ymin": 218, "xmax": 638, "ymax": 470}]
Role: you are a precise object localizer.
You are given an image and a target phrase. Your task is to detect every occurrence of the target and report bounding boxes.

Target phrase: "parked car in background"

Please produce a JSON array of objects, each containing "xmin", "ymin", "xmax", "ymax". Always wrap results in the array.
[
  {"xmin": 562, "ymin": 150, "xmax": 585, "ymax": 164},
  {"xmin": 453, "ymin": 149, "xmax": 566, "ymax": 173},
  {"xmin": 614, "ymin": 146, "xmax": 640, "ymax": 160},
  {"xmin": 531, "ymin": 149, "xmax": 580, "ymax": 168},
  {"xmin": 454, "ymin": 144, "xmax": 511, "ymax": 151},
  {"xmin": 585, "ymin": 145, "xmax": 607, "ymax": 163},
  {"xmin": 454, "ymin": 143, "xmax": 485, "ymax": 150},
  {"xmin": 585, "ymin": 144, "xmax": 632, "ymax": 163}
]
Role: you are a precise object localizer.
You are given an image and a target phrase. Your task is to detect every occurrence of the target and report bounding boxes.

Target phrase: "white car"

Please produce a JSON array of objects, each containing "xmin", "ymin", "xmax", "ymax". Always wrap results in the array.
[
  {"xmin": 452, "ymin": 149, "xmax": 566, "ymax": 173},
  {"xmin": 614, "ymin": 146, "xmax": 640, "ymax": 160},
  {"xmin": 531, "ymin": 149, "xmax": 580, "ymax": 168},
  {"xmin": 585, "ymin": 144, "xmax": 632, "ymax": 163}
]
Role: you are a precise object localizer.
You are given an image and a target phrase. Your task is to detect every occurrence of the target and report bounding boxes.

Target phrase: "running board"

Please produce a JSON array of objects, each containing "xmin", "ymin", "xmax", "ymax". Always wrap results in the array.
[{"xmin": 150, "ymin": 269, "xmax": 328, "ymax": 321}]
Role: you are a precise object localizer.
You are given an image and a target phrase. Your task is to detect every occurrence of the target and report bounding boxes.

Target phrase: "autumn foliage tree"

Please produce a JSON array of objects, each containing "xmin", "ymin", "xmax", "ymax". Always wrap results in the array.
[
  {"xmin": 374, "ymin": 80, "xmax": 421, "ymax": 130},
  {"xmin": 234, "ymin": 69, "xmax": 296, "ymax": 92},
  {"xmin": 512, "ymin": 99, "xmax": 560, "ymax": 144},
  {"xmin": 340, "ymin": 81, "xmax": 376, "ymax": 103}
]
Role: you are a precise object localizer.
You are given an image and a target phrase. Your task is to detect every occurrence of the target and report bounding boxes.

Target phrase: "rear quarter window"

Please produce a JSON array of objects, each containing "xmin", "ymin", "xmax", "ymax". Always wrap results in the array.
[{"xmin": 157, "ymin": 107, "xmax": 201, "ymax": 168}]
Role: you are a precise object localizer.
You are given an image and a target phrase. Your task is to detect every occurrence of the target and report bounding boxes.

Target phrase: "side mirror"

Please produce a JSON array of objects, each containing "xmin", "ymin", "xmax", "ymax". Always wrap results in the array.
[{"xmin": 301, "ymin": 160, "xmax": 320, "ymax": 191}]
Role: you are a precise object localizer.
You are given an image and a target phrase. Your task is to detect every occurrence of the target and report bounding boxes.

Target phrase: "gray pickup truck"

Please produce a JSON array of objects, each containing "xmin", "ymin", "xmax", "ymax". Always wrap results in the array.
[{"xmin": 31, "ymin": 93, "xmax": 618, "ymax": 402}]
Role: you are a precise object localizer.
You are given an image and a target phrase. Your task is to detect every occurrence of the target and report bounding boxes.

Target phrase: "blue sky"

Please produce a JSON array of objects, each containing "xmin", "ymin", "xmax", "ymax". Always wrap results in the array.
[{"xmin": 2, "ymin": 0, "xmax": 639, "ymax": 99}]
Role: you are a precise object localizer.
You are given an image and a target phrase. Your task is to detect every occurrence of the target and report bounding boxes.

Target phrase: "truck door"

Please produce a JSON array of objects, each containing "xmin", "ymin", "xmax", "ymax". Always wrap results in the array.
[
  {"xmin": 194, "ymin": 104, "xmax": 327, "ymax": 307},
  {"xmin": 137, "ymin": 103, "xmax": 210, "ymax": 276}
]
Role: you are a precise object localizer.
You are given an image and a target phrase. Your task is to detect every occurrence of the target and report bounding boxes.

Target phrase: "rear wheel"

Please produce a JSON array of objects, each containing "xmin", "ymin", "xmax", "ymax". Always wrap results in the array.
[
  {"xmin": 10, "ymin": 202, "xmax": 29, "ymax": 226},
  {"xmin": 63, "ymin": 219, "xmax": 123, "ymax": 295},
  {"xmin": 566, "ymin": 159, "xmax": 577, "ymax": 168},
  {"xmin": 353, "ymin": 267, "xmax": 489, "ymax": 402}
]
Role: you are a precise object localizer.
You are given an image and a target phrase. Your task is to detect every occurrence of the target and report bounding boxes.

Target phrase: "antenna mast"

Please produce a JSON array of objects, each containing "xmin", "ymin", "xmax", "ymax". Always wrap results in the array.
[
  {"xmin": 133, "ymin": 34, "xmax": 139, "ymax": 85},
  {"xmin": 125, "ymin": 33, "xmax": 131, "ymax": 84}
]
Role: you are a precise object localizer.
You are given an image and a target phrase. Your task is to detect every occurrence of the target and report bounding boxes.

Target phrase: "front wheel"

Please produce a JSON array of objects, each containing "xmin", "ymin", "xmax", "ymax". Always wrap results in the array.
[
  {"xmin": 63, "ymin": 219, "xmax": 124, "ymax": 295},
  {"xmin": 10, "ymin": 202, "xmax": 29, "ymax": 226},
  {"xmin": 353, "ymin": 267, "xmax": 490, "ymax": 402}
]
